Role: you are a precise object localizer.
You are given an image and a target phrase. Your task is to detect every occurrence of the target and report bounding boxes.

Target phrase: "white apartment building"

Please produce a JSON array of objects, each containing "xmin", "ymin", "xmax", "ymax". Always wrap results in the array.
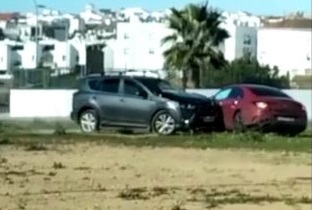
[
  {"xmin": 108, "ymin": 11, "xmax": 260, "ymax": 71},
  {"xmin": 257, "ymin": 18, "xmax": 312, "ymax": 78},
  {"xmin": 220, "ymin": 12, "xmax": 260, "ymax": 61},
  {"xmin": 107, "ymin": 20, "xmax": 172, "ymax": 70},
  {"xmin": 0, "ymin": 40, "xmax": 79, "ymax": 72}
]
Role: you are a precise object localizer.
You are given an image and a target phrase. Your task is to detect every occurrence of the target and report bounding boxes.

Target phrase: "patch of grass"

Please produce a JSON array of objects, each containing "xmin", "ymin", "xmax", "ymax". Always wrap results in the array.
[
  {"xmin": 0, "ymin": 138, "xmax": 12, "ymax": 145},
  {"xmin": 185, "ymin": 188, "xmax": 312, "ymax": 208},
  {"xmin": 53, "ymin": 123, "xmax": 67, "ymax": 136},
  {"xmin": 0, "ymin": 118, "xmax": 78, "ymax": 134},
  {"xmin": 52, "ymin": 162, "xmax": 66, "ymax": 169},
  {"xmin": 0, "ymin": 131, "xmax": 311, "ymax": 153},
  {"xmin": 117, "ymin": 187, "xmax": 149, "ymax": 200},
  {"xmin": 25, "ymin": 143, "xmax": 48, "ymax": 151}
]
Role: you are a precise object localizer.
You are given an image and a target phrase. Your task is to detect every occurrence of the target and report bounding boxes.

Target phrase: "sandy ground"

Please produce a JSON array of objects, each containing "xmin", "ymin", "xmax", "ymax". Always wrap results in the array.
[{"xmin": 0, "ymin": 143, "xmax": 311, "ymax": 210}]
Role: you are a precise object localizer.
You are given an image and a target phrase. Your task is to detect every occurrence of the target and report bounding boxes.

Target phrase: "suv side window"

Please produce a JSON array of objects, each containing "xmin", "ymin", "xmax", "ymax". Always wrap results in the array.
[
  {"xmin": 88, "ymin": 79, "xmax": 101, "ymax": 91},
  {"xmin": 124, "ymin": 79, "xmax": 148, "ymax": 99},
  {"xmin": 101, "ymin": 78, "xmax": 120, "ymax": 93},
  {"xmin": 228, "ymin": 87, "xmax": 244, "ymax": 99}
]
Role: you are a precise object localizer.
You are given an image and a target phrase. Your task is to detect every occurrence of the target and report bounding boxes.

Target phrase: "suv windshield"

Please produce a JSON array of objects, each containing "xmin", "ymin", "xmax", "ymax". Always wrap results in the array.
[
  {"xmin": 249, "ymin": 86, "xmax": 290, "ymax": 98},
  {"xmin": 138, "ymin": 78, "xmax": 181, "ymax": 95},
  {"xmin": 157, "ymin": 81, "xmax": 178, "ymax": 91}
]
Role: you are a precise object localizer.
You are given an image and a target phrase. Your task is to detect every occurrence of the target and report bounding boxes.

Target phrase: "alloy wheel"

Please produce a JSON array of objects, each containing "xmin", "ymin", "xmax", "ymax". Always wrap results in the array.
[
  {"xmin": 154, "ymin": 113, "xmax": 176, "ymax": 135},
  {"xmin": 80, "ymin": 112, "xmax": 97, "ymax": 133}
]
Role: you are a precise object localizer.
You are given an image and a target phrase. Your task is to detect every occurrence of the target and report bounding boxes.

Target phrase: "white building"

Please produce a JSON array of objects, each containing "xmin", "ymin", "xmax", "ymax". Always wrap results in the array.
[
  {"xmin": 108, "ymin": 11, "xmax": 260, "ymax": 71},
  {"xmin": 0, "ymin": 43, "xmax": 10, "ymax": 72},
  {"xmin": 257, "ymin": 18, "xmax": 312, "ymax": 78},
  {"xmin": 220, "ymin": 12, "xmax": 260, "ymax": 61},
  {"xmin": 107, "ymin": 21, "xmax": 172, "ymax": 70}
]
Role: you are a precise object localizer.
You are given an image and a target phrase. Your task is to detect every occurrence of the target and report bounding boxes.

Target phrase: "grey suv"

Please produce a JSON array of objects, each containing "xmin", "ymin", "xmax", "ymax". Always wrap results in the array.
[{"xmin": 70, "ymin": 74, "xmax": 219, "ymax": 135}]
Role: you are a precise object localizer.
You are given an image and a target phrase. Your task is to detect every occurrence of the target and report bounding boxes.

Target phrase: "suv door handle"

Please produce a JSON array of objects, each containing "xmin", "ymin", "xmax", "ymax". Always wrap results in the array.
[
  {"xmin": 92, "ymin": 96, "xmax": 97, "ymax": 100},
  {"xmin": 120, "ymin": 98, "xmax": 125, "ymax": 102}
]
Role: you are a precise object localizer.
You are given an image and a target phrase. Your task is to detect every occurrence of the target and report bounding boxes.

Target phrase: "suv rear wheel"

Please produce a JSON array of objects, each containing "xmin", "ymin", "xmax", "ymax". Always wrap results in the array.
[
  {"xmin": 79, "ymin": 109, "xmax": 99, "ymax": 133},
  {"xmin": 151, "ymin": 110, "xmax": 176, "ymax": 135}
]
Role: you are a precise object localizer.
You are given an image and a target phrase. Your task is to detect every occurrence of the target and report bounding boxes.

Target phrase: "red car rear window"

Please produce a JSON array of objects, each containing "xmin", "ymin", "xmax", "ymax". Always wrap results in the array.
[{"xmin": 249, "ymin": 87, "xmax": 290, "ymax": 98}]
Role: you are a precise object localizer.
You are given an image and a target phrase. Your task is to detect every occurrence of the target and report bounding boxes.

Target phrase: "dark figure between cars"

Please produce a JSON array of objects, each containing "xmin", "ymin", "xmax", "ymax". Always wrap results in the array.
[{"xmin": 70, "ymin": 73, "xmax": 219, "ymax": 135}]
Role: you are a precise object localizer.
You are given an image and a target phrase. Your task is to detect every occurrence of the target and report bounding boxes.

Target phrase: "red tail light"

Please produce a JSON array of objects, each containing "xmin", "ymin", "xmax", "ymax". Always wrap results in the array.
[{"xmin": 255, "ymin": 102, "xmax": 268, "ymax": 109}]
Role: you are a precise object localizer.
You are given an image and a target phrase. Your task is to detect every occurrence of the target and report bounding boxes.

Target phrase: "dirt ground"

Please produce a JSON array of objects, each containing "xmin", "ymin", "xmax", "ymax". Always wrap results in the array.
[{"xmin": 0, "ymin": 142, "xmax": 311, "ymax": 210}]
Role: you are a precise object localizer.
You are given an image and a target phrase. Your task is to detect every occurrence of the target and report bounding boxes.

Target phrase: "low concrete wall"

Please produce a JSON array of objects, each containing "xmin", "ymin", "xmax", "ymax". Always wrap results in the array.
[
  {"xmin": 9, "ymin": 89, "xmax": 312, "ymax": 120},
  {"xmin": 10, "ymin": 89, "xmax": 76, "ymax": 118}
]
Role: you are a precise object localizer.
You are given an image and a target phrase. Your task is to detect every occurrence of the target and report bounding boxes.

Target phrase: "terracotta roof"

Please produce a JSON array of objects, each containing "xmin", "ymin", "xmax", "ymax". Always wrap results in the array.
[
  {"xmin": 262, "ymin": 18, "xmax": 312, "ymax": 29},
  {"xmin": 0, "ymin": 13, "xmax": 20, "ymax": 21}
]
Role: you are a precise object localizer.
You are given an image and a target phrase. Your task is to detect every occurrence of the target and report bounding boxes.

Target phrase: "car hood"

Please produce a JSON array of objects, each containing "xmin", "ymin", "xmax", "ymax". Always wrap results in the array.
[{"xmin": 160, "ymin": 90, "xmax": 211, "ymax": 104}]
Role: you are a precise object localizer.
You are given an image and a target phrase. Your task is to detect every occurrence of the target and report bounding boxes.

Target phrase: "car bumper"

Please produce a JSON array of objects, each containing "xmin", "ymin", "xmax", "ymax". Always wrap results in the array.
[
  {"xmin": 179, "ymin": 112, "xmax": 218, "ymax": 130},
  {"xmin": 253, "ymin": 116, "xmax": 307, "ymax": 134},
  {"xmin": 70, "ymin": 111, "xmax": 77, "ymax": 122}
]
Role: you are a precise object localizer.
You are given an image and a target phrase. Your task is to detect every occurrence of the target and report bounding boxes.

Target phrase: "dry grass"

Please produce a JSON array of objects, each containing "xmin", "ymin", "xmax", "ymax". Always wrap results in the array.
[{"xmin": 0, "ymin": 141, "xmax": 311, "ymax": 210}]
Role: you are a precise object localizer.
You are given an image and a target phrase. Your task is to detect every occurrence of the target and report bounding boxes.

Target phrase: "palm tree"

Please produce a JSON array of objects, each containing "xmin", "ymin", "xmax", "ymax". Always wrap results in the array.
[{"xmin": 162, "ymin": 1, "xmax": 229, "ymax": 88}]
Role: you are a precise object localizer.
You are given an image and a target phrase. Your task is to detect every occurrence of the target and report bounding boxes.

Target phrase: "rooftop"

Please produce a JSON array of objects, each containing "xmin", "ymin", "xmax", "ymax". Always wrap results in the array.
[{"xmin": 262, "ymin": 18, "xmax": 312, "ymax": 29}]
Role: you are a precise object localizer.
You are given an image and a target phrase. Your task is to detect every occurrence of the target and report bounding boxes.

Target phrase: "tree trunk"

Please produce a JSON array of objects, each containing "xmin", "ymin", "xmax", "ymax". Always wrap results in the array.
[
  {"xmin": 182, "ymin": 69, "xmax": 188, "ymax": 89},
  {"xmin": 187, "ymin": 70, "xmax": 196, "ymax": 88},
  {"xmin": 191, "ymin": 68, "xmax": 200, "ymax": 88}
]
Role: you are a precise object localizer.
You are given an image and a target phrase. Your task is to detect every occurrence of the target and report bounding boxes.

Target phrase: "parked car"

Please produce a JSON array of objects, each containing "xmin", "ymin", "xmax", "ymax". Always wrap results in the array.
[
  {"xmin": 211, "ymin": 84, "xmax": 307, "ymax": 136},
  {"xmin": 70, "ymin": 73, "xmax": 219, "ymax": 135}
]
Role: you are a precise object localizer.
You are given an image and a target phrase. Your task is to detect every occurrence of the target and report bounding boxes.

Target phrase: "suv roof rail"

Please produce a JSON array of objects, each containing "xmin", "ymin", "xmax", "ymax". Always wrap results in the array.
[{"xmin": 84, "ymin": 69, "xmax": 162, "ymax": 78}]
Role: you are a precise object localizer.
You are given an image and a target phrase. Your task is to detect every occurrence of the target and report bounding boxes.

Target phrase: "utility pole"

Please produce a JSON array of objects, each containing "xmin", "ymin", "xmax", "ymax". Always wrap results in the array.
[{"xmin": 32, "ymin": 0, "xmax": 39, "ymax": 68}]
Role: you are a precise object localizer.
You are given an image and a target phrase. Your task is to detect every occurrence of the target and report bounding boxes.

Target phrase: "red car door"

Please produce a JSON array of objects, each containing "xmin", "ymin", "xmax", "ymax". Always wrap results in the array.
[{"xmin": 214, "ymin": 87, "xmax": 244, "ymax": 129}]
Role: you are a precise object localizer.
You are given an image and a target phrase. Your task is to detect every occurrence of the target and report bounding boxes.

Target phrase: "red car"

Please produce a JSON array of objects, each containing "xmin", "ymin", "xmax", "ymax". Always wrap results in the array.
[{"xmin": 212, "ymin": 84, "xmax": 308, "ymax": 136}]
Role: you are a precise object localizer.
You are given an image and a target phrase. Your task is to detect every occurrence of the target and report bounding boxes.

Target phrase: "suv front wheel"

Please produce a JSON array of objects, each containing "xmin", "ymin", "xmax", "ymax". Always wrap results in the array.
[
  {"xmin": 151, "ymin": 110, "xmax": 176, "ymax": 135},
  {"xmin": 79, "ymin": 109, "xmax": 99, "ymax": 133}
]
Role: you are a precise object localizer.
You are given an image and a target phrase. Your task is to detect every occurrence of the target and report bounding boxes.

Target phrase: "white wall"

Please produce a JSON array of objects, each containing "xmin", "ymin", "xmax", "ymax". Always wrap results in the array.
[
  {"xmin": 53, "ymin": 42, "xmax": 71, "ymax": 68},
  {"xmin": 0, "ymin": 43, "xmax": 10, "ymax": 71},
  {"xmin": 10, "ymin": 90, "xmax": 76, "ymax": 117},
  {"xmin": 9, "ymin": 89, "xmax": 312, "ymax": 120},
  {"xmin": 21, "ymin": 42, "xmax": 38, "ymax": 69},
  {"xmin": 257, "ymin": 28, "xmax": 312, "ymax": 78}
]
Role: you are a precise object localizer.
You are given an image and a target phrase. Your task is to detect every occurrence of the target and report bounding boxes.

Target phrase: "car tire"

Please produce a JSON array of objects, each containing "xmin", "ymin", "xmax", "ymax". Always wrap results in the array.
[
  {"xmin": 79, "ymin": 109, "xmax": 100, "ymax": 133},
  {"xmin": 151, "ymin": 110, "xmax": 176, "ymax": 135},
  {"xmin": 233, "ymin": 111, "xmax": 246, "ymax": 132}
]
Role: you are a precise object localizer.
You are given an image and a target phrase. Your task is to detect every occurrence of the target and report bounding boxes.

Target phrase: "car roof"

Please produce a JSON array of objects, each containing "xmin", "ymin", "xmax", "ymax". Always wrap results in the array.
[
  {"xmin": 83, "ymin": 75, "xmax": 162, "ymax": 81},
  {"xmin": 224, "ymin": 83, "xmax": 282, "ymax": 91}
]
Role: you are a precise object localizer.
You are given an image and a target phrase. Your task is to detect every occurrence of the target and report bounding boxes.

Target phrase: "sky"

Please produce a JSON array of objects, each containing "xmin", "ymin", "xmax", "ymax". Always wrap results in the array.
[{"xmin": 0, "ymin": 0, "xmax": 311, "ymax": 16}]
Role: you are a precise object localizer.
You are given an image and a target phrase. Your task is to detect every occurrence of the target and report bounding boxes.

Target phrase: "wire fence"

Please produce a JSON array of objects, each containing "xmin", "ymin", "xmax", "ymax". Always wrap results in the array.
[
  {"xmin": 1, "ymin": 68, "xmax": 81, "ymax": 90},
  {"xmin": 1, "ymin": 68, "xmax": 173, "ymax": 90}
]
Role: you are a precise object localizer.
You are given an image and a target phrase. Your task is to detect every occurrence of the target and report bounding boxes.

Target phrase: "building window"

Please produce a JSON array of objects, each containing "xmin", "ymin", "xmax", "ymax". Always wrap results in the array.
[
  {"xmin": 62, "ymin": 56, "xmax": 66, "ymax": 61},
  {"xmin": 32, "ymin": 55, "xmax": 34, "ymax": 61},
  {"xmin": 124, "ymin": 33, "xmax": 129, "ymax": 39},
  {"xmin": 243, "ymin": 34, "xmax": 251, "ymax": 45},
  {"xmin": 243, "ymin": 47, "xmax": 251, "ymax": 57},
  {"xmin": 0, "ymin": 57, "xmax": 2, "ymax": 62},
  {"xmin": 124, "ymin": 48, "xmax": 129, "ymax": 55},
  {"xmin": 149, "ymin": 48, "xmax": 154, "ymax": 54}
]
